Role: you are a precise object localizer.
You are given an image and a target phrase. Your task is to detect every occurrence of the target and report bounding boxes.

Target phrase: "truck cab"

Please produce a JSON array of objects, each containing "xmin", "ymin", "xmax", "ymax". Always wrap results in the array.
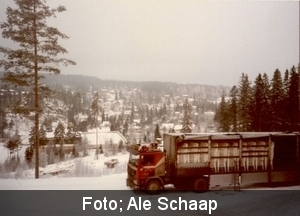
[{"xmin": 126, "ymin": 144, "xmax": 166, "ymax": 193}]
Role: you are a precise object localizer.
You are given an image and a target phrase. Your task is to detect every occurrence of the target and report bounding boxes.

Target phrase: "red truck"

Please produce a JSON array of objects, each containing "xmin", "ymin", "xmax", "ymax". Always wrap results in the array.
[{"xmin": 126, "ymin": 132, "xmax": 300, "ymax": 194}]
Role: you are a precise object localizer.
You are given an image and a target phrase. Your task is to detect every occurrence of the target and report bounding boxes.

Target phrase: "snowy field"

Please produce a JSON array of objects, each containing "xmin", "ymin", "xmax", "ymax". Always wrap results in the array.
[
  {"xmin": 0, "ymin": 143, "xmax": 131, "ymax": 190},
  {"xmin": 0, "ymin": 152, "xmax": 130, "ymax": 190},
  {"xmin": 0, "ymin": 173, "xmax": 128, "ymax": 190}
]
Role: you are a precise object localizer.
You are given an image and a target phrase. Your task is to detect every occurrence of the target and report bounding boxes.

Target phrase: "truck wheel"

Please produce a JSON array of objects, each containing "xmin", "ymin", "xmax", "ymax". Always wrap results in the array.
[
  {"xmin": 146, "ymin": 180, "xmax": 161, "ymax": 195},
  {"xmin": 193, "ymin": 178, "xmax": 208, "ymax": 193}
]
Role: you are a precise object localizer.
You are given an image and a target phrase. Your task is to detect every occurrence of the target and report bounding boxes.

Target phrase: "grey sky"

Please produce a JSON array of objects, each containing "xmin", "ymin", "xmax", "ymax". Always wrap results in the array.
[{"xmin": 0, "ymin": 0, "xmax": 299, "ymax": 86}]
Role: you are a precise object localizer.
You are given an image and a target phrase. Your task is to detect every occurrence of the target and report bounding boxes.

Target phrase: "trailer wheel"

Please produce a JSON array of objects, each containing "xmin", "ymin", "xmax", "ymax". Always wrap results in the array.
[
  {"xmin": 193, "ymin": 178, "xmax": 208, "ymax": 193},
  {"xmin": 146, "ymin": 179, "xmax": 161, "ymax": 195}
]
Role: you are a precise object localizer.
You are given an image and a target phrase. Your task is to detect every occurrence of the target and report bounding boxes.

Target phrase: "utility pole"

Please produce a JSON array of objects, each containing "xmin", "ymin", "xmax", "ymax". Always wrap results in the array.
[
  {"xmin": 33, "ymin": 1, "xmax": 40, "ymax": 179},
  {"xmin": 91, "ymin": 92, "xmax": 100, "ymax": 160}
]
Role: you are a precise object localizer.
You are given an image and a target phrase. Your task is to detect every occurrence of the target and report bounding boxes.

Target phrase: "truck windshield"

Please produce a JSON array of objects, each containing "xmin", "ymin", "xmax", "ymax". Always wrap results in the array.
[{"xmin": 129, "ymin": 153, "xmax": 139, "ymax": 166}]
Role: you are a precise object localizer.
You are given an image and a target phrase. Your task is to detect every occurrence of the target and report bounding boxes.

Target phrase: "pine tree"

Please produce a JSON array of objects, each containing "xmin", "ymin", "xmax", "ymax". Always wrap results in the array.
[
  {"xmin": 282, "ymin": 69, "xmax": 290, "ymax": 130},
  {"xmin": 250, "ymin": 73, "xmax": 271, "ymax": 131},
  {"xmin": 118, "ymin": 140, "xmax": 124, "ymax": 152},
  {"xmin": 91, "ymin": 92, "xmax": 100, "ymax": 128},
  {"xmin": 66, "ymin": 120, "xmax": 80, "ymax": 144},
  {"xmin": 0, "ymin": 0, "xmax": 75, "ymax": 178},
  {"xmin": 28, "ymin": 125, "xmax": 47, "ymax": 148},
  {"xmin": 123, "ymin": 118, "xmax": 129, "ymax": 136},
  {"xmin": 228, "ymin": 85, "xmax": 238, "ymax": 132},
  {"xmin": 251, "ymin": 74, "xmax": 264, "ymax": 131},
  {"xmin": 237, "ymin": 73, "xmax": 252, "ymax": 131},
  {"xmin": 43, "ymin": 117, "xmax": 53, "ymax": 132},
  {"xmin": 180, "ymin": 99, "xmax": 192, "ymax": 133},
  {"xmin": 154, "ymin": 123, "xmax": 161, "ymax": 141},
  {"xmin": 54, "ymin": 122, "xmax": 65, "ymax": 144},
  {"xmin": 270, "ymin": 69, "xmax": 284, "ymax": 131},
  {"xmin": 91, "ymin": 92, "xmax": 100, "ymax": 159},
  {"xmin": 5, "ymin": 128, "xmax": 21, "ymax": 158},
  {"xmin": 215, "ymin": 91, "xmax": 230, "ymax": 132},
  {"xmin": 0, "ymin": 108, "xmax": 8, "ymax": 138},
  {"xmin": 130, "ymin": 103, "xmax": 135, "ymax": 123},
  {"xmin": 39, "ymin": 124, "xmax": 48, "ymax": 147},
  {"xmin": 54, "ymin": 122, "xmax": 65, "ymax": 161},
  {"xmin": 99, "ymin": 144, "xmax": 103, "ymax": 154},
  {"xmin": 287, "ymin": 66, "xmax": 299, "ymax": 131},
  {"xmin": 25, "ymin": 146, "xmax": 34, "ymax": 163},
  {"xmin": 261, "ymin": 73, "xmax": 271, "ymax": 131},
  {"xmin": 8, "ymin": 119, "xmax": 14, "ymax": 129}
]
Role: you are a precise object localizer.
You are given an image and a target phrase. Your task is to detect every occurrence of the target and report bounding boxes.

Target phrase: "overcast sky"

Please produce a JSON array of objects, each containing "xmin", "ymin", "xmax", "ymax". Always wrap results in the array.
[{"xmin": 0, "ymin": 0, "xmax": 299, "ymax": 86}]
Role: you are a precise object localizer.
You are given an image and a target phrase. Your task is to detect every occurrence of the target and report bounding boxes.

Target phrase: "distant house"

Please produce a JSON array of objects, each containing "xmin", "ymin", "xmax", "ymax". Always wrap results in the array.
[
  {"xmin": 75, "ymin": 113, "xmax": 88, "ymax": 122},
  {"xmin": 174, "ymin": 124, "xmax": 182, "ymax": 133},
  {"xmin": 101, "ymin": 121, "xmax": 111, "ymax": 129},
  {"xmin": 161, "ymin": 123, "xmax": 174, "ymax": 132},
  {"xmin": 133, "ymin": 119, "xmax": 141, "ymax": 125},
  {"xmin": 204, "ymin": 111, "xmax": 215, "ymax": 116},
  {"xmin": 82, "ymin": 131, "xmax": 127, "ymax": 147},
  {"xmin": 98, "ymin": 131, "xmax": 127, "ymax": 145},
  {"xmin": 174, "ymin": 124, "xmax": 195, "ymax": 133}
]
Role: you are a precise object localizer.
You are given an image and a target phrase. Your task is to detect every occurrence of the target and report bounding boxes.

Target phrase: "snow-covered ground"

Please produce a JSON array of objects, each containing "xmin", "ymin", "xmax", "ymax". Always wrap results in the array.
[
  {"xmin": 0, "ymin": 147, "xmax": 299, "ymax": 191},
  {"xmin": 0, "ymin": 144, "xmax": 299, "ymax": 216},
  {"xmin": 0, "ymin": 130, "xmax": 300, "ymax": 192},
  {"xmin": 0, "ymin": 144, "xmax": 131, "ymax": 190},
  {"xmin": 0, "ymin": 173, "xmax": 128, "ymax": 190}
]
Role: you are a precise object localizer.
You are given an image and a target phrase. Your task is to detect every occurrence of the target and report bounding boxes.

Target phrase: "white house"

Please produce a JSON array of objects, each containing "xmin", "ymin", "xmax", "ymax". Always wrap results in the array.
[{"xmin": 82, "ymin": 131, "xmax": 127, "ymax": 147}]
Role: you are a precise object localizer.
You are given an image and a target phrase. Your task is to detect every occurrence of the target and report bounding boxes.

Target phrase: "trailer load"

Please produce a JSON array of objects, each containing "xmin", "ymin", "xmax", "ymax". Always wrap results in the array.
[{"xmin": 126, "ymin": 132, "xmax": 300, "ymax": 194}]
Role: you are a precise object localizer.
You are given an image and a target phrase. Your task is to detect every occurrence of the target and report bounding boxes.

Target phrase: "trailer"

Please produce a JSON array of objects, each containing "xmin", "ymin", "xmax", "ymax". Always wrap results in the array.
[{"xmin": 126, "ymin": 132, "xmax": 300, "ymax": 194}]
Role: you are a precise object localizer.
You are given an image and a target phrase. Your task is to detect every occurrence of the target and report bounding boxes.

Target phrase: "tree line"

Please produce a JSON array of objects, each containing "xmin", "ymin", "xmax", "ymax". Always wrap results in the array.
[{"xmin": 214, "ymin": 65, "xmax": 300, "ymax": 132}]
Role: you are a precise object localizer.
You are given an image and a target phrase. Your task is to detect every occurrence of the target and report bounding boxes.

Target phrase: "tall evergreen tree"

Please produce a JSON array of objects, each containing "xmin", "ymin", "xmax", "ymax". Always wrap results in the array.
[
  {"xmin": 237, "ymin": 73, "xmax": 252, "ymax": 131},
  {"xmin": 180, "ymin": 99, "xmax": 192, "ymax": 133},
  {"xmin": 0, "ymin": 108, "xmax": 8, "ymax": 138},
  {"xmin": 66, "ymin": 120, "xmax": 80, "ymax": 144},
  {"xmin": 251, "ymin": 74, "xmax": 265, "ymax": 131},
  {"xmin": 28, "ymin": 124, "xmax": 47, "ymax": 150},
  {"xmin": 130, "ymin": 103, "xmax": 135, "ymax": 123},
  {"xmin": 54, "ymin": 121, "xmax": 65, "ymax": 144},
  {"xmin": 0, "ymin": 0, "xmax": 75, "ymax": 178},
  {"xmin": 90, "ymin": 92, "xmax": 100, "ymax": 128},
  {"xmin": 228, "ymin": 85, "xmax": 238, "ymax": 132},
  {"xmin": 91, "ymin": 92, "xmax": 100, "ymax": 159},
  {"xmin": 270, "ymin": 69, "xmax": 284, "ymax": 131},
  {"xmin": 39, "ymin": 124, "xmax": 47, "ymax": 146},
  {"xmin": 5, "ymin": 128, "xmax": 21, "ymax": 158},
  {"xmin": 281, "ymin": 69, "xmax": 290, "ymax": 130},
  {"xmin": 154, "ymin": 123, "xmax": 161, "ymax": 141},
  {"xmin": 261, "ymin": 73, "xmax": 271, "ymax": 131},
  {"xmin": 215, "ymin": 91, "xmax": 230, "ymax": 132},
  {"xmin": 287, "ymin": 66, "xmax": 299, "ymax": 131}
]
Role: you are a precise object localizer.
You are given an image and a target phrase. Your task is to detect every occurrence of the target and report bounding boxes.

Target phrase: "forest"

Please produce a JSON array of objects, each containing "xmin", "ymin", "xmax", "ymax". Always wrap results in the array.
[{"xmin": 214, "ymin": 65, "xmax": 300, "ymax": 132}]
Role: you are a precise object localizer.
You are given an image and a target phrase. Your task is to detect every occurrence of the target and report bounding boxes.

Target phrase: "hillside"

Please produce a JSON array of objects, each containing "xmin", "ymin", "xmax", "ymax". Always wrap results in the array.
[
  {"xmin": 0, "ymin": 71, "xmax": 228, "ymax": 143},
  {"xmin": 0, "ymin": 71, "xmax": 230, "ymax": 101}
]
